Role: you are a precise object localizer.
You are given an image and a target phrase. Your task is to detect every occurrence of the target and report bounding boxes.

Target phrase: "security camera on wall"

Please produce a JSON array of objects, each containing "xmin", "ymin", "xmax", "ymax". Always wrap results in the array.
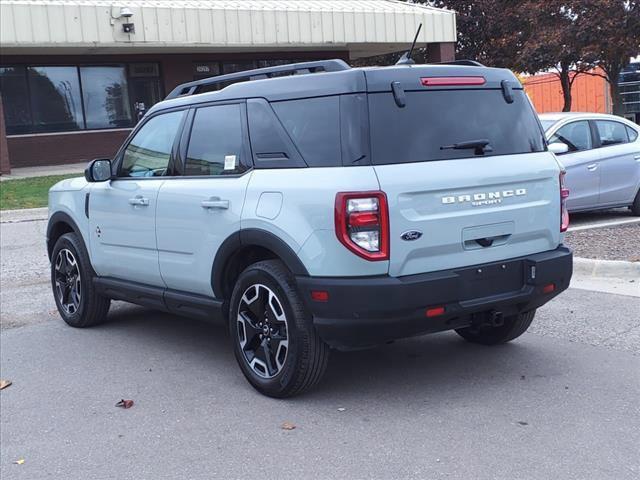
[{"xmin": 119, "ymin": 7, "xmax": 135, "ymax": 33}]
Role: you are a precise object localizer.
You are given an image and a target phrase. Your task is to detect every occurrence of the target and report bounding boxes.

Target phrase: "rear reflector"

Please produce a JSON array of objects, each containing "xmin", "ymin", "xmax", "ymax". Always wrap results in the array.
[
  {"xmin": 311, "ymin": 290, "xmax": 329, "ymax": 302},
  {"xmin": 542, "ymin": 283, "xmax": 555, "ymax": 294},
  {"xmin": 426, "ymin": 306, "xmax": 445, "ymax": 318},
  {"xmin": 421, "ymin": 76, "xmax": 486, "ymax": 87}
]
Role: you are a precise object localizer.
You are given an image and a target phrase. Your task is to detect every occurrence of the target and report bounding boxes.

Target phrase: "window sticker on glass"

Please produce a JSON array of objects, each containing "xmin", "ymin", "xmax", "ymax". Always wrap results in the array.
[{"xmin": 224, "ymin": 155, "xmax": 237, "ymax": 171}]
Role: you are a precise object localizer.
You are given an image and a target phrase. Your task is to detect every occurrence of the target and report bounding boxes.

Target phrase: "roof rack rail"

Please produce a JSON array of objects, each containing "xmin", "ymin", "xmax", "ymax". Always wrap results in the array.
[
  {"xmin": 166, "ymin": 59, "xmax": 351, "ymax": 100},
  {"xmin": 433, "ymin": 60, "xmax": 485, "ymax": 67}
]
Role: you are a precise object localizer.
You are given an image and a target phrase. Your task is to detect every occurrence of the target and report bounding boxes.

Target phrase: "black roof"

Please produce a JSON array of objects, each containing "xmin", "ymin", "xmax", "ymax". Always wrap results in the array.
[{"xmin": 148, "ymin": 59, "xmax": 521, "ymax": 116}]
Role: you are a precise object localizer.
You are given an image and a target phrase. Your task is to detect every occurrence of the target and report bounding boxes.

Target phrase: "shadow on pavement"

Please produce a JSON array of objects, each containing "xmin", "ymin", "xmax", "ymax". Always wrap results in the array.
[{"xmin": 95, "ymin": 303, "xmax": 556, "ymax": 402}]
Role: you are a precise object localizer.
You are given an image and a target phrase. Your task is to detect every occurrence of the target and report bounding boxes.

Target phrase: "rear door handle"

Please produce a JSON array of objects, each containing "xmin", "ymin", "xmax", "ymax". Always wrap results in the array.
[
  {"xmin": 587, "ymin": 164, "xmax": 598, "ymax": 171},
  {"xmin": 128, "ymin": 195, "xmax": 149, "ymax": 206},
  {"xmin": 201, "ymin": 197, "xmax": 229, "ymax": 210},
  {"xmin": 634, "ymin": 154, "xmax": 640, "ymax": 162}
]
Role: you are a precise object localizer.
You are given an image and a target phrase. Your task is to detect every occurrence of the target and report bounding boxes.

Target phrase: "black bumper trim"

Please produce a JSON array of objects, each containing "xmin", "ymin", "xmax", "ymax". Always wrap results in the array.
[{"xmin": 296, "ymin": 246, "xmax": 573, "ymax": 349}]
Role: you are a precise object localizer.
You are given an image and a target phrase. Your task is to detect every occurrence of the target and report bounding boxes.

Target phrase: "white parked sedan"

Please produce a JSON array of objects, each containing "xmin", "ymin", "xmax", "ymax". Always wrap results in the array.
[{"xmin": 540, "ymin": 113, "xmax": 640, "ymax": 214}]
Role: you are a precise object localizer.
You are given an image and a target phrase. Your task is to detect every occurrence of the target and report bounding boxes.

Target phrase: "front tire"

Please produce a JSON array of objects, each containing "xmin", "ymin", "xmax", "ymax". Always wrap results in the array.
[
  {"xmin": 51, "ymin": 232, "xmax": 110, "ymax": 328},
  {"xmin": 631, "ymin": 189, "xmax": 640, "ymax": 216},
  {"xmin": 229, "ymin": 260, "xmax": 329, "ymax": 398},
  {"xmin": 455, "ymin": 310, "xmax": 536, "ymax": 345}
]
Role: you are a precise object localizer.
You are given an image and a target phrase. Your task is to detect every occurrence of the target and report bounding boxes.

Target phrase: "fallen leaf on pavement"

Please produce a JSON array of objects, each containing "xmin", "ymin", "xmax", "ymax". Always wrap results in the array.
[
  {"xmin": 281, "ymin": 422, "xmax": 296, "ymax": 430},
  {"xmin": 14, "ymin": 459, "xmax": 25, "ymax": 465},
  {"xmin": 0, "ymin": 379, "xmax": 12, "ymax": 390},
  {"xmin": 337, "ymin": 407, "xmax": 346, "ymax": 412},
  {"xmin": 115, "ymin": 399, "xmax": 134, "ymax": 409}
]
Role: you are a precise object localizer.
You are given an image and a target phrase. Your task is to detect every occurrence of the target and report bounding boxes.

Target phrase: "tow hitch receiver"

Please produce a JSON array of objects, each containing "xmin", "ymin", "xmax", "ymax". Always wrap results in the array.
[{"xmin": 469, "ymin": 310, "xmax": 505, "ymax": 332}]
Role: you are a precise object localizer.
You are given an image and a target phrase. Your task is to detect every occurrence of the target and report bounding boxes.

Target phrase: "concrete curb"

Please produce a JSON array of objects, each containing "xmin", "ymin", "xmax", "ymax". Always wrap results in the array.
[
  {"xmin": 0, "ymin": 207, "xmax": 48, "ymax": 223},
  {"xmin": 573, "ymin": 257, "xmax": 640, "ymax": 281}
]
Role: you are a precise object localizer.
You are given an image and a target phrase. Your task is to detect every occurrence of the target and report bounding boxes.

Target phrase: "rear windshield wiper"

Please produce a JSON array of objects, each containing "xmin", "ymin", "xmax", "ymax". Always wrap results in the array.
[{"xmin": 440, "ymin": 139, "xmax": 493, "ymax": 155}]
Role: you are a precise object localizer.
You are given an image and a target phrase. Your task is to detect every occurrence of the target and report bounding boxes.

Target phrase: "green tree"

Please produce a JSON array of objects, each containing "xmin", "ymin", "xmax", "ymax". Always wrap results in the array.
[
  {"xmin": 515, "ymin": 1, "xmax": 599, "ymax": 112},
  {"xmin": 429, "ymin": 0, "xmax": 529, "ymax": 68},
  {"xmin": 579, "ymin": 0, "xmax": 640, "ymax": 115}
]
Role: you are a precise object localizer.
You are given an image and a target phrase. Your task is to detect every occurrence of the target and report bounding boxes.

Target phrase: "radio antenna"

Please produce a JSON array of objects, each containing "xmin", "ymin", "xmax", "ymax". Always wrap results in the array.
[{"xmin": 396, "ymin": 23, "xmax": 422, "ymax": 65}]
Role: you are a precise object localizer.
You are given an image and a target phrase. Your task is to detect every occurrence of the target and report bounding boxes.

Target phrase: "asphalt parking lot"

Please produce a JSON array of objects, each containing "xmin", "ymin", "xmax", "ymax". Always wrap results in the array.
[{"xmin": 1, "ymin": 211, "xmax": 639, "ymax": 479}]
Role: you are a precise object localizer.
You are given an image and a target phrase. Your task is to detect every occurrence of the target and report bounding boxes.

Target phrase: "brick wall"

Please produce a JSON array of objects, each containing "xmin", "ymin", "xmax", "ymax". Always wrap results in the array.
[{"xmin": 7, "ymin": 129, "xmax": 131, "ymax": 168}]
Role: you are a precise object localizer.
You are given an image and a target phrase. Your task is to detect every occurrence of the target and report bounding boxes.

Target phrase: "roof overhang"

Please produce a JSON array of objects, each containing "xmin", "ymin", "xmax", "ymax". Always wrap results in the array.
[{"xmin": 0, "ymin": 0, "xmax": 457, "ymax": 59}]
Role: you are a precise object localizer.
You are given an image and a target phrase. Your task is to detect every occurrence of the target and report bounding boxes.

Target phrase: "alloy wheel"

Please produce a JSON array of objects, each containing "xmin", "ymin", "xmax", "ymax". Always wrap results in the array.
[
  {"xmin": 237, "ymin": 284, "xmax": 289, "ymax": 378},
  {"xmin": 54, "ymin": 248, "xmax": 81, "ymax": 315}
]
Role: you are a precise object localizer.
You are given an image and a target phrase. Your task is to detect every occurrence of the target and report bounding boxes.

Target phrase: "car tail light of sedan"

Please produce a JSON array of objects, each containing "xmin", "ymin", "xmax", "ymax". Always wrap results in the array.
[{"xmin": 560, "ymin": 171, "xmax": 570, "ymax": 232}]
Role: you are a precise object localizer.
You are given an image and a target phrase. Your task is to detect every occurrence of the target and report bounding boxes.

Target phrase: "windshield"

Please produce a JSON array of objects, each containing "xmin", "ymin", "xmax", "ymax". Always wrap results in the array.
[{"xmin": 368, "ymin": 89, "xmax": 546, "ymax": 165}]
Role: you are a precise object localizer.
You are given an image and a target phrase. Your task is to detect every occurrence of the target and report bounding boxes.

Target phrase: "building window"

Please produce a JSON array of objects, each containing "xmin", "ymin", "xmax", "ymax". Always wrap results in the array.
[
  {"xmin": 80, "ymin": 66, "xmax": 132, "ymax": 129},
  {"xmin": 193, "ymin": 62, "xmax": 221, "ymax": 80},
  {"xmin": 28, "ymin": 66, "xmax": 84, "ymax": 132},
  {"xmin": 0, "ymin": 66, "xmax": 32, "ymax": 135},
  {"xmin": 0, "ymin": 62, "xmax": 162, "ymax": 135}
]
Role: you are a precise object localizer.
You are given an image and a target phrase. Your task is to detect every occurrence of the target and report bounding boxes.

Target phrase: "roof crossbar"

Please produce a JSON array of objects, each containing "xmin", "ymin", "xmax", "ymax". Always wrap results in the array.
[{"xmin": 166, "ymin": 59, "xmax": 351, "ymax": 99}]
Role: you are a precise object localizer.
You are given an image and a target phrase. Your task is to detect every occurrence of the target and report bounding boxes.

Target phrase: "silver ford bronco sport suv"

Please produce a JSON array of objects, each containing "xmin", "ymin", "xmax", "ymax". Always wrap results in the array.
[{"xmin": 47, "ymin": 59, "xmax": 573, "ymax": 397}]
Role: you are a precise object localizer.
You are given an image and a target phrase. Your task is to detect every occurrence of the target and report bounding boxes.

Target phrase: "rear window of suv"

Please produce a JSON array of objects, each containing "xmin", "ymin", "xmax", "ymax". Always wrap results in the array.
[{"xmin": 368, "ymin": 89, "xmax": 546, "ymax": 165}]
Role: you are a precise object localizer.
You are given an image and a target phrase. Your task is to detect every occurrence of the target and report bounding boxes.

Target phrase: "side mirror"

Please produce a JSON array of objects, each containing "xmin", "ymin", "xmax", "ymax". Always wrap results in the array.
[
  {"xmin": 548, "ymin": 142, "xmax": 569, "ymax": 155},
  {"xmin": 85, "ymin": 159, "xmax": 112, "ymax": 182}
]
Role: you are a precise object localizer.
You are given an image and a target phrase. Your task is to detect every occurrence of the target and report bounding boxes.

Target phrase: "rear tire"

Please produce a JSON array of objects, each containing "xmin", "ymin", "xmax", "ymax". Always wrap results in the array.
[
  {"xmin": 631, "ymin": 189, "xmax": 640, "ymax": 216},
  {"xmin": 455, "ymin": 310, "xmax": 536, "ymax": 345},
  {"xmin": 51, "ymin": 233, "xmax": 110, "ymax": 328},
  {"xmin": 229, "ymin": 260, "xmax": 329, "ymax": 398}
]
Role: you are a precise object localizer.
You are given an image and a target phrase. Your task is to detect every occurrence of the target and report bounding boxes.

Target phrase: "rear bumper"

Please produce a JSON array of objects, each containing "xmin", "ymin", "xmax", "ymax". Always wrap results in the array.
[{"xmin": 296, "ymin": 246, "xmax": 573, "ymax": 350}]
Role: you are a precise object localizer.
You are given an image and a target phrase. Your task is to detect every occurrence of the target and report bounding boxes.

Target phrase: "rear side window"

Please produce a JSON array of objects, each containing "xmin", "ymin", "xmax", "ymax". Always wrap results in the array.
[
  {"xmin": 550, "ymin": 121, "xmax": 593, "ymax": 152},
  {"xmin": 185, "ymin": 104, "xmax": 246, "ymax": 176},
  {"xmin": 627, "ymin": 126, "xmax": 639, "ymax": 142},
  {"xmin": 595, "ymin": 120, "xmax": 628, "ymax": 146},
  {"xmin": 271, "ymin": 97, "xmax": 341, "ymax": 167},
  {"xmin": 368, "ymin": 89, "xmax": 545, "ymax": 165}
]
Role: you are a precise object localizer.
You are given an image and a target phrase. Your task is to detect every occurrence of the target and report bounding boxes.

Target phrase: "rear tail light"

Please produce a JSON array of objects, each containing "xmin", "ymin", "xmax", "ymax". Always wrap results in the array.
[
  {"xmin": 560, "ymin": 171, "xmax": 570, "ymax": 232},
  {"xmin": 335, "ymin": 191, "xmax": 389, "ymax": 261}
]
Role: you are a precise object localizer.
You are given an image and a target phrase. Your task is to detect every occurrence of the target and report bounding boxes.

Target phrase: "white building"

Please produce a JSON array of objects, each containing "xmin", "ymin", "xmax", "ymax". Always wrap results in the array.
[{"xmin": 0, "ymin": 0, "xmax": 457, "ymax": 172}]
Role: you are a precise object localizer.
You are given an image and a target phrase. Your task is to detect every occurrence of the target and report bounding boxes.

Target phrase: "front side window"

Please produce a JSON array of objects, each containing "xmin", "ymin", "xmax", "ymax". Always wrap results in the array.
[
  {"xmin": 120, "ymin": 111, "xmax": 184, "ymax": 177},
  {"xmin": 596, "ymin": 120, "xmax": 629, "ymax": 146},
  {"xmin": 550, "ymin": 121, "xmax": 593, "ymax": 152},
  {"xmin": 185, "ymin": 104, "xmax": 246, "ymax": 176}
]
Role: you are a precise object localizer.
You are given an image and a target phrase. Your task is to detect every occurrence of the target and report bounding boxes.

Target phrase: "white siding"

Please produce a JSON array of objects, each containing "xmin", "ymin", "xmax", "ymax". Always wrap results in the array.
[{"xmin": 0, "ymin": 0, "xmax": 457, "ymax": 55}]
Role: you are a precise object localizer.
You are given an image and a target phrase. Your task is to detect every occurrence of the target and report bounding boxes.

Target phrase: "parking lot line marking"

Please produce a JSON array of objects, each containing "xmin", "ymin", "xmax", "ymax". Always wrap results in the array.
[{"xmin": 568, "ymin": 218, "xmax": 640, "ymax": 232}]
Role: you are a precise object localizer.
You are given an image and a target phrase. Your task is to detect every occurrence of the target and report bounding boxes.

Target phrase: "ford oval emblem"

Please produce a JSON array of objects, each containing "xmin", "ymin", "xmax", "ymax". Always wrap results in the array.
[{"xmin": 401, "ymin": 230, "xmax": 423, "ymax": 241}]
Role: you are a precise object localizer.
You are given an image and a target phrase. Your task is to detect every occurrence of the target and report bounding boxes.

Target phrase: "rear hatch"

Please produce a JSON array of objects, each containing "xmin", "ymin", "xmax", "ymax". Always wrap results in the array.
[{"xmin": 365, "ymin": 66, "xmax": 562, "ymax": 277}]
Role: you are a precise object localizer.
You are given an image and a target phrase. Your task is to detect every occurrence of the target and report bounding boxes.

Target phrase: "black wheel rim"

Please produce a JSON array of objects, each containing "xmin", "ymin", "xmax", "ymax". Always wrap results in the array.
[
  {"xmin": 236, "ymin": 284, "xmax": 289, "ymax": 379},
  {"xmin": 54, "ymin": 248, "xmax": 81, "ymax": 315}
]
